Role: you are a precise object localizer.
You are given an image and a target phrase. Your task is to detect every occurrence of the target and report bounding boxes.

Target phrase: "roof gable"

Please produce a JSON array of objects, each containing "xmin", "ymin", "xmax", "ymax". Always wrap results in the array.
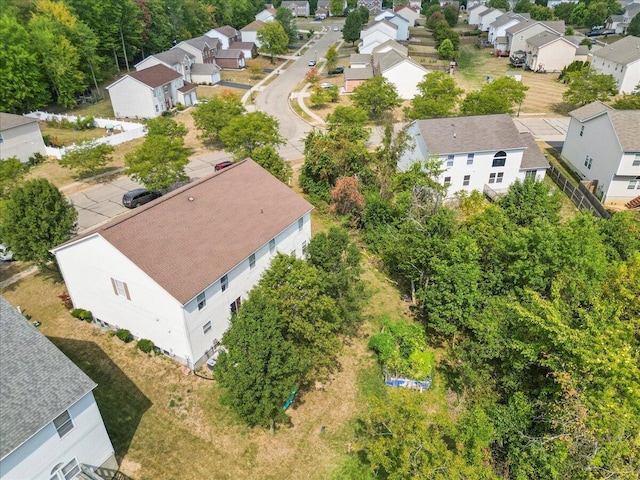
[
  {"xmin": 592, "ymin": 35, "xmax": 640, "ymax": 65},
  {"xmin": 0, "ymin": 113, "xmax": 39, "ymax": 131},
  {"xmin": 54, "ymin": 160, "xmax": 313, "ymax": 305},
  {"xmin": 0, "ymin": 296, "xmax": 96, "ymax": 460},
  {"xmin": 109, "ymin": 64, "xmax": 182, "ymax": 90}
]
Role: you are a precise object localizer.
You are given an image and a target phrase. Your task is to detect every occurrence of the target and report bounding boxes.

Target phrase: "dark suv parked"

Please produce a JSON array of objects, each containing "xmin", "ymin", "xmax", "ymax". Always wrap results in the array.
[
  {"xmin": 329, "ymin": 66, "xmax": 344, "ymax": 75},
  {"xmin": 122, "ymin": 188, "xmax": 162, "ymax": 208}
]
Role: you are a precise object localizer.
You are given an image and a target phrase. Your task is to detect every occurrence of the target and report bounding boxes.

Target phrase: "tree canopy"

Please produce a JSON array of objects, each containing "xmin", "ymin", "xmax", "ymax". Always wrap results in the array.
[
  {"xmin": 405, "ymin": 71, "xmax": 464, "ymax": 119},
  {"xmin": 351, "ymin": 76, "xmax": 402, "ymax": 120},
  {"xmin": 258, "ymin": 21, "xmax": 289, "ymax": 63},
  {"xmin": 192, "ymin": 90, "xmax": 246, "ymax": 145},
  {"xmin": 563, "ymin": 69, "xmax": 618, "ymax": 106},
  {"xmin": 219, "ymin": 111, "xmax": 284, "ymax": 159},
  {"xmin": 461, "ymin": 76, "xmax": 528, "ymax": 115},
  {"xmin": 60, "ymin": 142, "xmax": 115, "ymax": 179}
]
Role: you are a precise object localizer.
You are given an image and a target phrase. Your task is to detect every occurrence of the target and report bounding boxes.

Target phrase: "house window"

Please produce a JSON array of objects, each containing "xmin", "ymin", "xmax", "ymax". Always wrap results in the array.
[
  {"xmin": 52, "ymin": 459, "xmax": 80, "ymax": 480},
  {"xmin": 467, "ymin": 153, "xmax": 474, "ymax": 165},
  {"xmin": 444, "ymin": 176, "xmax": 451, "ymax": 186},
  {"xmin": 155, "ymin": 105, "xmax": 159, "ymax": 113},
  {"xmin": 249, "ymin": 253, "xmax": 256, "ymax": 270},
  {"xmin": 203, "ymin": 321, "xmax": 212, "ymax": 334},
  {"xmin": 197, "ymin": 292, "xmax": 206, "ymax": 311},
  {"xmin": 463, "ymin": 175, "xmax": 471, "ymax": 186},
  {"xmin": 298, "ymin": 218, "xmax": 304, "ymax": 231},
  {"xmin": 0, "ymin": 133, "xmax": 3, "ymax": 144},
  {"xmin": 580, "ymin": 125, "xmax": 584, "ymax": 137},
  {"xmin": 269, "ymin": 238, "xmax": 276, "ymax": 254},
  {"xmin": 489, "ymin": 173, "xmax": 496, "ymax": 184},
  {"xmin": 111, "ymin": 278, "xmax": 130, "ymax": 300},
  {"xmin": 584, "ymin": 155, "xmax": 593, "ymax": 169},
  {"xmin": 302, "ymin": 240, "xmax": 308, "ymax": 256},
  {"xmin": 633, "ymin": 154, "xmax": 640, "ymax": 166},
  {"xmin": 230, "ymin": 297, "xmax": 241, "ymax": 315},
  {"xmin": 525, "ymin": 170, "xmax": 536, "ymax": 180},
  {"xmin": 53, "ymin": 410, "xmax": 74, "ymax": 438},
  {"xmin": 492, "ymin": 151, "xmax": 507, "ymax": 167},
  {"xmin": 446, "ymin": 154, "xmax": 454, "ymax": 167},
  {"xmin": 629, "ymin": 177, "xmax": 640, "ymax": 189},
  {"xmin": 496, "ymin": 172, "xmax": 504, "ymax": 183},
  {"xmin": 221, "ymin": 274, "xmax": 228, "ymax": 292}
]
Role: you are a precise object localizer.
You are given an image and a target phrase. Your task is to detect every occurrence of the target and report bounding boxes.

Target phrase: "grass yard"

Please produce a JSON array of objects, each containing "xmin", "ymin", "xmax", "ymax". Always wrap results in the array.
[
  {"xmin": 40, "ymin": 124, "xmax": 108, "ymax": 147},
  {"xmin": 1, "ymin": 216, "xmax": 453, "ymax": 480}
]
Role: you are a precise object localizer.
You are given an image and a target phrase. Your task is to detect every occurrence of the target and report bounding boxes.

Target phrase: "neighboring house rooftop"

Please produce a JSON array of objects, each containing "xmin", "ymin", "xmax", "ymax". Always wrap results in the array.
[
  {"xmin": 507, "ymin": 19, "xmax": 565, "ymax": 35},
  {"xmin": 54, "ymin": 160, "xmax": 313, "ymax": 305},
  {"xmin": 371, "ymin": 39, "xmax": 409, "ymax": 56},
  {"xmin": 177, "ymin": 82, "xmax": 196, "ymax": 93},
  {"xmin": 345, "ymin": 67, "xmax": 374, "ymax": 80},
  {"xmin": 191, "ymin": 63, "xmax": 221, "ymax": 75},
  {"xmin": 114, "ymin": 64, "xmax": 182, "ymax": 89},
  {"xmin": 365, "ymin": 18, "xmax": 399, "ymax": 30},
  {"xmin": 413, "ymin": 114, "xmax": 528, "ymax": 154},
  {"xmin": 491, "ymin": 13, "xmax": 524, "ymax": 28},
  {"xmin": 478, "ymin": 7, "xmax": 499, "ymax": 17},
  {"xmin": 0, "ymin": 296, "xmax": 96, "ymax": 460},
  {"xmin": 229, "ymin": 41, "xmax": 256, "ymax": 50},
  {"xmin": 180, "ymin": 35, "xmax": 219, "ymax": 51},
  {"xmin": 569, "ymin": 101, "xmax": 640, "ymax": 150},
  {"xmin": 520, "ymin": 132, "xmax": 551, "ymax": 169},
  {"xmin": 215, "ymin": 49, "xmax": 244, "ymax": 59},
  {"xmin": 592, "ymin": 35, "xmax": 640, "ymax": 65},
  {"xmin": 241, "ymin": 20, "xmax": 266, "ymax": 31},
  {"xmin": 149, "ymin": 47, "xmax": 195, "ymax": 66},
  {"xmin": 351, "ymin": 53, "xmax": 372, "ymax": 64},
  {"xmin": 0, "ymin": 112, "xmax": 38, "ymax": 131},
  {"xmin": 526, "ymin": 31, "xmax": 563, "ymax": 48},
  {"xmin": 215, "ymin": 26, "xmax": 239, "ymax": 38}
]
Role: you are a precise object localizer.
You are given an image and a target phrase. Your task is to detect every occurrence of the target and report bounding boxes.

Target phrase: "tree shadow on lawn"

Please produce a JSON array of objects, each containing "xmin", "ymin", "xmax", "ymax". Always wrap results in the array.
[{"xmin": 48, "ymin": 337, "xmax": 152, "ymax": 463}]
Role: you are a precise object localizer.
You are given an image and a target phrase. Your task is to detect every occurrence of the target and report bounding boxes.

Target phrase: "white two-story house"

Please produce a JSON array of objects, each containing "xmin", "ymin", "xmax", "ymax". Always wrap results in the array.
[
  {"xmin": 52, "ymin": 160, "xmax": 314, "ymax": 369},
  {"xmin": 0, "ymin": 296, "xmax": 117, "ymax": 480},
  {"xmin": 561, "ymin": 101, "xmax": 640, "ymax": 202},
  {"xmin": 399, "ymin": 114, "xmax": 549, "ymax": 198},
  {"xmin": 591, "ymin": 35, "xmax": 640, "ymax": 94},
  {"xmin": 106, "ymin": 64, "xmax": 196, "ymax": 118},
  {"xmin": 134, "ymin": 47, "xmax": 196, "ymax": 83}
]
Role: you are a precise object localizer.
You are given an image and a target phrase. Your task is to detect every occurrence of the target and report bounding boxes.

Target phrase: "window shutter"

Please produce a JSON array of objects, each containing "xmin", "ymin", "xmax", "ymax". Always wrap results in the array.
[
  {"xmin": 123, "ymin": 283, "xmax": 131, "ymax": 300},
  {"xmin": 111, "ymin": 278, "xmax": 118, "ymax": 296}
]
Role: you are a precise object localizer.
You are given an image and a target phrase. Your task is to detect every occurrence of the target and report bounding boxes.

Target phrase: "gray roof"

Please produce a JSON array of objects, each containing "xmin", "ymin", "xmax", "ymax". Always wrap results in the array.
[
  {"xmin": 507, "ymin": 19, "xmax": 565, "ymax": 35},
  {"xmin": 350, "ymin": 53, "xmax": 372, "ymax": 64},
  {"xmin": 191, "ymin": 63, "xmax": 221, "ymax": 75},
  {"xmin": 371, "ymin": 39, "xmax": 408, "ymax": 56},
  {"xmin": 0, "ymin": 296, "xmax": 96, "ymax": 460},
  {"xmin": 345, "ymin": 67, "xmax": 374, "ymax": 80},
  {"xmin": 413, "ymin": 114, "xmax": 527, "ymax": 155},
  {"xmin": 526, "ymin": 32, "xmax": 570, "ymax": 48},
  {"xmin": 478, "ymin": 7, "xmax": 501, "ymax": 17},
  {"xmin": 0, "ymin": 113, "xmax": 39, "ymax": 131},
  {"xmin": 182, "ymin": 35, "xmax": 218, "ymax": 51},
  {"xmin": 152, "ymin": 47, "xmax": 195, "ymax": 66},
  {"xmin": 215, "ymin": 26, "xmax": 239, "ymax": 38},
  {"xmin": 519, "ymin": 132, "xmax": 550, "ymax": 170},
  {"xmin": 241, "ymin": 20, "xmax": 265, "ymax": 32},
  {"xmin": 215, "ymin": 49, "xmax": 244, "ymax": 59},
  {"xmin": 491, "ymin": 13, "xmax": 522, "ymax": 29},
  {"xmin": 592, "ymin": 35, "xmax": 640, "ymax": 65},
  {"xmin": 373, "ymin": 50, "xmax": 405, "ymax": 71},
  {"xmin": 569, "ymin": 100, "xmax": 613, "ymax": 122},
  {"xmin": 609, "ymin": 110, "xmax": 640, "ymax": 151}
]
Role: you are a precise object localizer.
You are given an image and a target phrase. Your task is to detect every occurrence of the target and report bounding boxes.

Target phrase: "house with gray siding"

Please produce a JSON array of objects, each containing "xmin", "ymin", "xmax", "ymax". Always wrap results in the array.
[
  {"xmin": 0, "ymin": 113, "xmax": 47, "ymax": 163},
  {"xmin": 0, "ymin": 296, "xmax": 117, "ymax": 480}
]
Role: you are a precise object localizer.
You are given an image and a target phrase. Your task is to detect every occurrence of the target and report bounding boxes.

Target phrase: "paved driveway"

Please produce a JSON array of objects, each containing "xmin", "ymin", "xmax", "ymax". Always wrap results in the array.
[{"xmin": 513, "ymin": 117, "xmax": 569, "ymax": 143}]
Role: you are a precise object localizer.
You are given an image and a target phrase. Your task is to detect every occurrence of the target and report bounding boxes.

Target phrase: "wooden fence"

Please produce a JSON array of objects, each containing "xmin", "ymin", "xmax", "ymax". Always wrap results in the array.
[{"xmin": 547, "ymin": 164, "xmax": 610, "ymax": 219}]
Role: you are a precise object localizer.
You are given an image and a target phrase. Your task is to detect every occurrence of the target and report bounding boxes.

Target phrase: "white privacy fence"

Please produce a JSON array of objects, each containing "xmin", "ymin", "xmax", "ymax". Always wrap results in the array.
[{"xmin": 25, "ymin": 111, "xmax": 146, "ymax": 159}]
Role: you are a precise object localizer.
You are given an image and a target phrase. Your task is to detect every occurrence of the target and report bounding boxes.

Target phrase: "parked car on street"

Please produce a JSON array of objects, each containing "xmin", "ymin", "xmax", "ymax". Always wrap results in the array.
[
  {"xmin": 308, "ymin": 59, "xmax": 317, "ymax": 67},
  {"xmin": 122, "ymin": 189, "xmax": 162, "ymax": 208},
  {"xmin": 214, "ymin": 161, "xmax": 234, "ymax": 171},
  {"xmin": 0, "ymin": 244, "xmax": 14, "ymax": 261}
]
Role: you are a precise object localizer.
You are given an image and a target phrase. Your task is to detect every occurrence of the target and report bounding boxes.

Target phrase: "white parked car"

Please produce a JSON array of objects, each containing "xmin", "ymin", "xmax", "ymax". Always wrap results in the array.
[
  {"xmin": 320, "ymin": 82, "xmax": 334, "ymax": 89},
  {"xmin": 0, "ymin": 244, "xmax": 14, "ymax": 261}
]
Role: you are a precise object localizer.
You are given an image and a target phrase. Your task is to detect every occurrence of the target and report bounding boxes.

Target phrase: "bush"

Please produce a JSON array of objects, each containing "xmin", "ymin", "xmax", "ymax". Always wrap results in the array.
[
  {"xmin": 29, "ymin": 152, "xmax": 46, "ymax": 166},
  {"xmin": 116, "ymin": 329, "xmax": 132, "ymax": 343},
  {"xmin": 175, "ymin": 102, "xmax": 186, "ymax": 111},
  {"xmin": 58, "ymin": 291, "xmax": 73, "ymax": 310},
  {"xmin": 70, "ymin": 308, "xmax": 93, "ymax": 322},
  {"xmin": 75, "ymin": 115, "xmax": 95, "ymax": 130},
  {"xmin": 137, "ymin": 338, "xmax": 155, "ymax": 353}
]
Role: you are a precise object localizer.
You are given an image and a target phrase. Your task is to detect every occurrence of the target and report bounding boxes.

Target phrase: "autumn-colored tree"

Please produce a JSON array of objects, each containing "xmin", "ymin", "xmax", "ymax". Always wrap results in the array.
[
  {"xmin": 305, "ymin": 67, "xmax": 321, "ymax": 85},
  {"xmin": 330, "ymin": 176, "xmax": 365, "ymax": 224}
]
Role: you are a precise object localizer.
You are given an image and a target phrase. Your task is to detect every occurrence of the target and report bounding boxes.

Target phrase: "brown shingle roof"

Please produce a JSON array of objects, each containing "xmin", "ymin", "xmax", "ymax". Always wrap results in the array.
[
  {"xmin": 216, "ymin": 26, "xmax": 239, "ymax": 38},
  {"xmin": 127, "ymin": 64, "xmax": 182, "ymax": 88},
  {"xmin": 178, "ymin": 82, "xmax": 196, "ymax": 93},
  {"xmin": 0, "ymin": 113, "xmax": 39, "ymax": 131},
  {"xmin": 413, "ymin": 114, "xmax": 527, "ymax": 154},
  {"xmin": 56, "ymin": 160, "xmax": 313, "ymax": 305},
  {"xmin": 241, "ymin": 20, "xmax": 265, "ymax": 31}
]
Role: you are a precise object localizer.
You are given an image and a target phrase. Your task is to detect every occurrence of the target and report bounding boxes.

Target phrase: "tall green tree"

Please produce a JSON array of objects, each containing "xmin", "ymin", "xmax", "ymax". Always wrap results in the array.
[
  {"xmin": 405, "ymin": 71, "xmax": 464, "ymax": 119},
  {"xmin": 250, "ymin": 145, "xmax": 292, "ymax": 184},
  {"xmin": 487, "ymin": 0, "xmax": 509, "ymax": 8},
  {"xmin": 219, "ymin": 111, "xmax": 284, "ymax": 158},
  {"xmin": 628, "ymin": 13, "xmax": 640, "ymax": 36},
  {"xmin": 563, "ymin": 69, "xmax": 617, "ymax": 105},
  {"xmin": 0, "ymin": 157, "xmax": 30, "ymax": 200},
  {"xmin": 443, "ymin": 4, "xmax": 458, "ymax": 26},
  {"xmin": 343, "ymin": 10, "xmax": 362, "ymax": 45},
  {"xmin": 0, "ymin": 13, "xmax": 50, "ymax": 113},
  {"xmin": 437, "ymin": 38, "xmax": 455, "ymax": 60},
  {"xmin": 60, "ymin": 142, "xmax": 115, "ymax": 179},
  {"xmin": 192, "ymin": 90, "xmax": 246, "ymax": 145},
  {"xmin": 0, "ymin": 178, "xmax": 77, "ymax": 269},
  {"xmin": 351, "ymin": 76, "xmax": 402, "ymax": 120},
  {"xmin": 498, "ymin": 178, "xmax": 562, "ymax": 227},
  {"xmin": 275, "ymin": 6, "xmax": 298, "ymax": 44},
  {"xmin": 125, "ymin": 135, "xmax": 190, "ymax": 191},
  {"xmin": 324, "ymin": 44, "xmax": 339, "ymax": 73},
  {"xmin": 461, "ymin": 76, "xmax": 528, "ymax": 115},
  {"xmin": 529, "ymin": 4, "xmax": 554, "ymax": 19},
  {"xmin": 258, "ymin": 21, "xmax": 289, "ymax": 63}
]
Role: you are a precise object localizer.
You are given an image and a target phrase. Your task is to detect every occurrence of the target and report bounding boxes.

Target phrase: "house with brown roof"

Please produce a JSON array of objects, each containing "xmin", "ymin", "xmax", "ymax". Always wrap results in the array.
[
  {"xmin": 399, "ymin": 114, "xmax": 549, "ymax": 197},
  {"xmin": 134, "ymin": 47, "xmax": 196, "ymax": 82},
  {"xmin": 0, "ymin": 113, "xmax": 46, "ymax": 163},
  {"xmin": 241, "ymin": 20, "xmax": 266, "ymax": 47},
  {"xmin": 590, "ymin": 35, "xmax": 640, "ymax": 94},
  {"xmin": 229, "ymin": 41, "xmax": 257, "ymax": 60},
  {"xmin": 214, "ymin": 49, "xmax": 246, "ymax": 69},
  {"xmin": 52, "ymin": 160, "xmax": 314, "ymax": 369},
  {"xmin": 106, "ymin": 64, "xmax": 196, "ymax": 118},
  {"xmin": 561, "ymin": 101, "xmax": 640, "ymax": 202}
]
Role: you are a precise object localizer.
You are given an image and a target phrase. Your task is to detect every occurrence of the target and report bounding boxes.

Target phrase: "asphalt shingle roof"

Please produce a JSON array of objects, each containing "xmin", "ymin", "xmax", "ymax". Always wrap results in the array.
[
  {"xmin": 125, "ymin": 64, "xmax": 182, "ymax": 88},
  {"xmin": 0, "ymin": 113, "xmax": 39, "ymax": 131},
  {"xmin": 345, "ymin": 67, "xmax": 374, "ymax": 80},
  {"xmin": 152, "ymin": 48, "xmax": 195, "ymax": 66},
  {"xmin": 592, "ymin": 35, "xmax": 640, "ymax": 65},
  {"xmin": 520, "ymin": 132, "xmax": 550, "ymax": 169},
  {"xmin": 609, "ymin": 110, "xmax": 640, "ymax": 151},
  {"xmin": 569, "ymin": 101, "xmax": 612, "ymax": 122},
  {"xmin": 53, "ymin": 160, "xmax": 313, "ymax": 305},
  {"xmin": 413, "ymin": 114, "xmax": 528, "ymax": 155},
  {"xmin": 0, "ymin": 296, "xmax": 96, "ymax": 460}
]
